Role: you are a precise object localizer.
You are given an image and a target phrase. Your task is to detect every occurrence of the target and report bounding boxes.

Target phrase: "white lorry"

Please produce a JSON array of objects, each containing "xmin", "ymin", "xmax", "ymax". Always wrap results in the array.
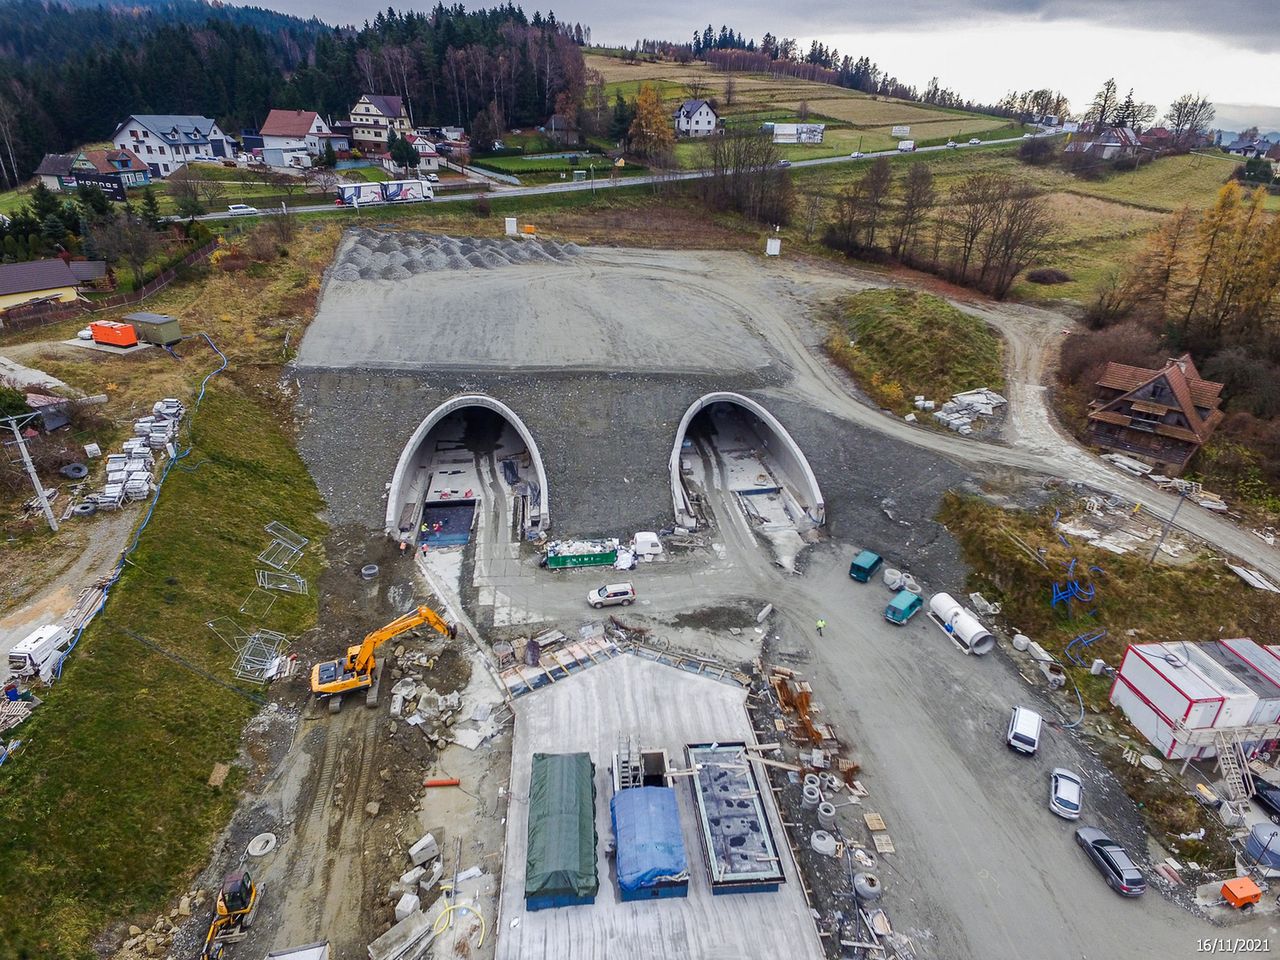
[
  {"xmin": 897, "ymin": 140, "xmax": 916, "ymax": 152},
  {"xmin": 8, "ymin": 624, "xmax": 71, "ymax": 681}
]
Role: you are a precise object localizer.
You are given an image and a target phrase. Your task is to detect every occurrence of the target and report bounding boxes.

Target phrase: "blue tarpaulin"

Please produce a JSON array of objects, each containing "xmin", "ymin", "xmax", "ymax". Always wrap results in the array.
[{"xmin": 610, "ymin": 786, "xmax": 688, "ymax": 893}]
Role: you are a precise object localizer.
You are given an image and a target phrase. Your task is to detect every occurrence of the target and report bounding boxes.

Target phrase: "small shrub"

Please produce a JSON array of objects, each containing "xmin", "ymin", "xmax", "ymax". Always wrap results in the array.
[
  {"xmin": 473, "ymin": 195, "xmax": 492, "ymax": 217},
  {"xmin": 1026, "ymin": 267, "xmax": 1071, "ymax": 285}
]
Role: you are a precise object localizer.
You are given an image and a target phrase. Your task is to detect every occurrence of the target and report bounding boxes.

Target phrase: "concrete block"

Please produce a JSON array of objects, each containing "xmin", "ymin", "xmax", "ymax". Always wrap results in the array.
[
  {"xmin": 400, "ymin": 865, "xmax": 427, "ymax": 886},
  {"xmin": 394, "ymin": 892, "xmax": 420, "ymax": 922},
  {"xmin": 408, "ymin": 831, "xmax": 440, "ymax": 866},
  {"xmin": 418, "ymin": 860, "xmax": 445, "ymax": 895}
]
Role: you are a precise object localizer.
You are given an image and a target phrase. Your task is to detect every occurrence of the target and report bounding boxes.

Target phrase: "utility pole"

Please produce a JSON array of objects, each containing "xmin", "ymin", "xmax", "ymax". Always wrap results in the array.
[
  {"xmin": 4, "ymin": 413, "xmax": 57, "ymax": 532},
  {"xmin": 1147, "ymin": 489, "xmax": 1187, "ymax": 567}
]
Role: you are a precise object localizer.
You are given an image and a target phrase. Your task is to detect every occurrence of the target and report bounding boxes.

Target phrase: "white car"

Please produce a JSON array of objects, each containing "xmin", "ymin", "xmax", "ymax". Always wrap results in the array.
[
  {"xmin": 946, "ymin": 140, "xmax": 958, "ymax": 149},
  {"xmin": 1023, "ymin": 132, "xmax": 1034, "ymax": 139},
  {"xmin": 968, "ymin": 137, "xmax": 982, "ymax": 145},
  {"xmin": 587, "ymin": 582, "xmax": 636, "ymax": 609},
  {"xmin": 1050, "ymin": 768, "xmax": 1083, "ymax": 820},
  {"xmin": 425, "ymin": 173, "xmax": 440, "ymax": 183},
  {"xmin": 227, "ymin": 204, "xmax": 259, "ymax": 216},
  {"xmin": 849, "ymin": 151, "xmax": 864, "ymax": 159}
]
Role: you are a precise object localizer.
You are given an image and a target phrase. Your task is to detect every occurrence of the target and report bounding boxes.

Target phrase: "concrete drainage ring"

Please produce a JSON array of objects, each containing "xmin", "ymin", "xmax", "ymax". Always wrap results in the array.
[
  {"xmin": 810, "ymin": 830, "xmax": 838, "ymax": 857},
  {"xmin": 360, "ymin": 564, "xmax": 380, "ymax": 580},
  {"xmin": 247, "ymin": 832, "xmax": 277, "ymax": 857},
  {"xmin": 853, "ymin": 871, "xmax": 883, "ymax": 901}
]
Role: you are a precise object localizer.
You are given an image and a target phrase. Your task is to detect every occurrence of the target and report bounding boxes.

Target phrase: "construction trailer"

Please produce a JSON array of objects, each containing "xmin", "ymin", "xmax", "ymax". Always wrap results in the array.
[
  {"xmin": 1109, "ymin": 642, "xmax": 1260, "ymax": 760},
  {"xmin": 7, "ymin": 624, "xmax": 71, "ymax": 681},
  {"xmin": 524, "ymin": 752, "xmax": 598, "ymax": 911},
  {"xmin": 1199, "ymin": 640, "xmax": 1280, "ymax": 751},
  {"xmin": 686, "ymin": 742, "xmax": 785, "ymax": 895},
  {"xmin": 125, "ymin": 311, "xmax": 183, "ymax": 346}
]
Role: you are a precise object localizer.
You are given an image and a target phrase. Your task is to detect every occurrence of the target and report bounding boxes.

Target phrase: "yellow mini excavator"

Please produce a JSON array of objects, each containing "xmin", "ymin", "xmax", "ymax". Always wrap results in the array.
[
  {"xmin": 310, "ymin": 604, "xmax": 456, "ymax": 711},
  {"xmin": 200, "ymin": 869, "xmax": 260, "ymax": 958}
]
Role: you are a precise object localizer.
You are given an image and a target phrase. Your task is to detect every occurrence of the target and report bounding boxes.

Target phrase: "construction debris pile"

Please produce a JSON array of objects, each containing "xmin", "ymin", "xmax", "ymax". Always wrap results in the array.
[
  {"xmin": 914, "ymin": 387, "xmax": 1007, "ymax": 435},
  {"xmin": 754, "ymin": 662, "xmax": 920, "ymax": 959},
  {"xmin": 115, "ymin": 886, "xmax": 207, "ymax": 960},
  {"xmin": 1101, "ymin": 455, "xmax": 1231, "ymax": 513},
  {"xmin": 84, "ymin": 398, "xmax": 185, "ymax": 510}
]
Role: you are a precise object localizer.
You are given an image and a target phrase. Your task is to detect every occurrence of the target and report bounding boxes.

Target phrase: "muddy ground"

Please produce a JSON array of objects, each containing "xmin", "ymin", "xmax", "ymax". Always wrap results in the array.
[{"xmin": 154, "ymin": 525, "xmax": 507, "ymax": 960}]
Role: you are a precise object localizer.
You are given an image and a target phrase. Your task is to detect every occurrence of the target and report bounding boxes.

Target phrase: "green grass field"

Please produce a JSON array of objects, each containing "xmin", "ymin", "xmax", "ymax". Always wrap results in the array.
[
  {"xmin": 0, "ymin": 385, "xmax": 325, "ymax": 959},
  {"xmin": 825, "ymin": 289, "xmax": 1005, "ymax": 411}
]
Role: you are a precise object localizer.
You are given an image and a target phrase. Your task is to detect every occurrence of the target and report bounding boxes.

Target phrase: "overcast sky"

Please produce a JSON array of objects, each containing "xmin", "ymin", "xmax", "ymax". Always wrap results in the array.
[{"xmin": 265, "ymin": 0, "xmax": 1280, "ymax": 128}]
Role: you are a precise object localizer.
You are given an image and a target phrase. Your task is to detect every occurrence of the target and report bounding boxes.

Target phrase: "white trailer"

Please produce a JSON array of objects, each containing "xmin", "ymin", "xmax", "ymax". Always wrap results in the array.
[
  {"xmin": 381, "ymin": 179, "xmax": 434, "ymax": 203},
  {"xmin": 336, "ymin": 182, "xmax": 385, "ymax": 206},
  {"xmin": 897, "ymin": 140, "xmax": 916, "ymax": 152},
  {"xmin": 8, "ymin": 624, "xmax": 71, "ymax": 680}
]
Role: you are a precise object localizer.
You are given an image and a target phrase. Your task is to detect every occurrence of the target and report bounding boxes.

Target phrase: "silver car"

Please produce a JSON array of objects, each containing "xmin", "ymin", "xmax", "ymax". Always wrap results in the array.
[
  {"xmin": 1050, "ymin": 768, "xmax": 1082, "ymax": 819},
  {"xmin": 587, "ymin": 582, "xmax": 635, "ymax": 609}
]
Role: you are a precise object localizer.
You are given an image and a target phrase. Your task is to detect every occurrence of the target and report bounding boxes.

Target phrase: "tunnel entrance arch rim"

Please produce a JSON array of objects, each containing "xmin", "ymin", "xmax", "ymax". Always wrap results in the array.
[
  {"xmin": 669, "ymin": 391, "xmax": 825, "ymax": 527},
  {"xmin": 386, "ymin": 393, "xmax": 551, "ymax": 534}
]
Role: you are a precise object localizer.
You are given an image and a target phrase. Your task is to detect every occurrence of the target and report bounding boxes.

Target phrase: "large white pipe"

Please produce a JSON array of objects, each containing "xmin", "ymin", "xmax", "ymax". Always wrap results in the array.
[{"xmin": 928, "ymin": 592, "xmax": 996, "ymax": 656}]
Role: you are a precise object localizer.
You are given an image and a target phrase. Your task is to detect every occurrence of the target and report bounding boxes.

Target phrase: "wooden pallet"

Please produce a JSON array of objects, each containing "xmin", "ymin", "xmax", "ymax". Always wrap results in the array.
[
  {"xmin": 863, "ymin": 811, "xmax": 887, "ymax": 832},
  {"xmin": 873, "ymin": 833, "xmax": 896, "ymax": 854}
]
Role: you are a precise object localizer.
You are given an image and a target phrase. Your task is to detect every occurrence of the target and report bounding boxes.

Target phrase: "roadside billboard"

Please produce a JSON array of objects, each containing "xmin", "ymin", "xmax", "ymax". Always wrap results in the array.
[{"xmin": 891, "ymin": 125, "xmax": 910, "ymax": 138}]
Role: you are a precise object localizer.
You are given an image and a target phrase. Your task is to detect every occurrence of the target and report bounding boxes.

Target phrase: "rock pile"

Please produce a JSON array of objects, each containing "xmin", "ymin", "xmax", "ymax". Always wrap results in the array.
[{"xmin": 331, "ymin": 230, "xmax": 582, "ymax": 282}]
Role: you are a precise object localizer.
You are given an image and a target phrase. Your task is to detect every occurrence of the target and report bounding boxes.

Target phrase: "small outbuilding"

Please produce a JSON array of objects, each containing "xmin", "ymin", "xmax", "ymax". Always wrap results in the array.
[
  {"xmin": 524, "ymin": 751, "xmax": 598, "ymax": 910},
  {"xmin": 125, "ymin": 311, "xmax": 183, "ymax": 346}
]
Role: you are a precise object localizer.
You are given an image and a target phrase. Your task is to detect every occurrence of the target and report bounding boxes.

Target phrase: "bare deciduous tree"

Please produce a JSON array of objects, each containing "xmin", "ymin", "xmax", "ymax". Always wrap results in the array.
[
  {"xmin": 88, "ymin": 213, "xmax": 161, "ymax": 289},
  {"xmin": 1164, "ymin": 94, "xmax": 1215, "ymax": 148},
  {"xmin": 892, "ymin": 162, "xmax": 934, "ymax": 258},
  {"xmin": 698, "ymin": 130, "xmax": 792, "ymax": 224},
  {"xmin": 723, "ymin": 77, "xmax": 737, "ymax": 107}
]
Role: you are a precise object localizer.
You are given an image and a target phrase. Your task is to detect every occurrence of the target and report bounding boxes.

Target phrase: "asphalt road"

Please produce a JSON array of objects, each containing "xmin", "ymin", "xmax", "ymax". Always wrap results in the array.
[{"xmin": 195, "ymin": 133, "xmax": 1048, "ymax": 223}]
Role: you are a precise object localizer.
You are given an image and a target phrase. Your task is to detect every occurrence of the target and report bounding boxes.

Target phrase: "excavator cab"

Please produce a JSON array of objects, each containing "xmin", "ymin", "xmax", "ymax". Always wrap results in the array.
[{"xmin": 219, "ymin": 870, "xmax": 254, "ymax": 916}]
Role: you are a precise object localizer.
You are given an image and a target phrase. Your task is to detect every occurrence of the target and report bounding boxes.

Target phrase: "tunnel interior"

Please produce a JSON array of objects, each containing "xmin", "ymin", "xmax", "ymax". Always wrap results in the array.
[
  {"xmin": 387, "ymin": 396, "xmax": 549, "ymax": 543},
  {"xmin": 671, "ymin": 393, "xmax": 825, "ymax": 539}
]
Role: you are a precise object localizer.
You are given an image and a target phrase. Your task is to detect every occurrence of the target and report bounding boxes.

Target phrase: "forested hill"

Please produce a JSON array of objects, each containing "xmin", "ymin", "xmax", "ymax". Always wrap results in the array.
[{"xmin": 0, "ymin": 1, "xmax": 587, "ymax": 184}]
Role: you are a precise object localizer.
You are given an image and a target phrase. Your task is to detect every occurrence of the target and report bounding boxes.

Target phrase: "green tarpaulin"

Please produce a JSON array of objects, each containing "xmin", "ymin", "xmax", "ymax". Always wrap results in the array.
[{"xmin": 525, "ymin": 752, "xmax": 599, "ymax": 901}]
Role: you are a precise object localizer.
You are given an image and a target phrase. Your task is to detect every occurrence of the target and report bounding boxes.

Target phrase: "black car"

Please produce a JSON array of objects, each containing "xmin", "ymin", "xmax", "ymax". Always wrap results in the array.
[
  {"xmin": 1075, "ymin": 826, "xmax": 1147, "ymax": 897},
  {"xmin": 1253, "ymin": 778, "xmax": 1280, "ymax": 824}
]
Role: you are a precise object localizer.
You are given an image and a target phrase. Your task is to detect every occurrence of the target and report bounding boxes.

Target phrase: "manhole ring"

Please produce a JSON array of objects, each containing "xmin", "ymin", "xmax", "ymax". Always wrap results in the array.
[
  {"xmin": 247, "ymin": 832, "xmax": 277, "ymax": 857},
  {"xmin": 1139, "ymin": 755, "xmax": 1163, "ymax": 771}
]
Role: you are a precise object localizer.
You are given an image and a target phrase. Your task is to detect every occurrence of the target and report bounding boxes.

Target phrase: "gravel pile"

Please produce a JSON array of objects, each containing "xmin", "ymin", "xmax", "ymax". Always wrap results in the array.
[{"xmin": 331, "ymin": 228, "xmax": 580, "ymax": 282}]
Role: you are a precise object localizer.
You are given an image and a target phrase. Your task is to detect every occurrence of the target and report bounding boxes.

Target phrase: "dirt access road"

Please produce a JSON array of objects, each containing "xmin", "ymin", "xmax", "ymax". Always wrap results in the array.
[{"xmin": 738, "ymin": 254, "xmax": 1280, "ymax": 583}]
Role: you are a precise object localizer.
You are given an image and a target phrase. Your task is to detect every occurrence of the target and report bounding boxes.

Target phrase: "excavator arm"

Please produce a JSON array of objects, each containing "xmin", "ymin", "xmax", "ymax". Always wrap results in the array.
[{"xmin": 351, "ymin": 604, "xmax": 456, "ymax": 675}]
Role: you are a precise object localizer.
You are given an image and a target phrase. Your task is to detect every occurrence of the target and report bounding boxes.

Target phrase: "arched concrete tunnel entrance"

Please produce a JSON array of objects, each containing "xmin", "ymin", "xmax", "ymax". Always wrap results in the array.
[
  {"xmin": 386, "ymin": 395, "xmax": 550, "ymax": 546},
  {"xmin": 670, "ymin": 393, "xmax": 824, "ymax": 565}
]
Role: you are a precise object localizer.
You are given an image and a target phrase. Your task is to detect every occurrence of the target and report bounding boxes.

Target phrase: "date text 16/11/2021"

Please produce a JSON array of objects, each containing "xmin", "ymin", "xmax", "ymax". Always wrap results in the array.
[{"xmin": 1197, "ymin": 940, "xmax": 1270, "ymax": 955}]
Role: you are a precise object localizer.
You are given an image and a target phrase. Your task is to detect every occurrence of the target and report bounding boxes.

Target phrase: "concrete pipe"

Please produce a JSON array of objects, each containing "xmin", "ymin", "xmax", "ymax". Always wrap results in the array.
[
  {"xmin": 883, "ymin": 567, "xmax": 903, "ymax": 590},
  {"xmin": 817, "ymin": 802, "xmax": 837, "ymax": 828},
  {"xmin": 820, "ymin": 773, "xmax": 841, "ymax": 793},
  {"xmin": 928, "ymin": 592, "xmax": 996, "ymax": 656},
  {"xmin": 803, "ymin": 773, "xmax": 821, "ymax": 791},
  {"xmin": 247, "ymin": 833, "xmax": 277, "ymax": 857},
  {"xmin": 902, "ymin": 577, "xmax": 922, "ymax": 595},
  {"xmin": 360, "ymin": 563, "xmax": 380, "ymax": 580},
  {"xmin": 810, "ymin": 830, "xmax": 838, "ymax": 857},
  {"xmin": 853, "ymin": 872, "xmax": 883, "ymax": 901},
  {"xmin": 801, "ymin": 785, "xmax": 821, "ymax": 810}
]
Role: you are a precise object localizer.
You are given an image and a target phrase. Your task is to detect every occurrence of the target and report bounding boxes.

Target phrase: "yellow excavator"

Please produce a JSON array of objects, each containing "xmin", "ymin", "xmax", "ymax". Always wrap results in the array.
[
  {"xmin": 311, "ymin": 604, "xmax": 456, "ymax": 711},
  {"xmin": 200, "ymin": 869, "xmax": 260, "ymax": 958}
]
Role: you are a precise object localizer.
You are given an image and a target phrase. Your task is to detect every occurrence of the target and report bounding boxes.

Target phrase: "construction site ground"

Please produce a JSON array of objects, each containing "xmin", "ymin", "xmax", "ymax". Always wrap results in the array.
[{"xmin": 4, "ymin": 228, "xmax": 1271, "ymax": 960}]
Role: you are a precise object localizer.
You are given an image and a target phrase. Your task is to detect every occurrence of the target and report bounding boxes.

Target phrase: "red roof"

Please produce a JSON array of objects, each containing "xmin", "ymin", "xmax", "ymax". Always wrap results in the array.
[
  {"xmin": 1091, "ymin": 354, "xmax": 1225, "ymax": 443},
  {"xmin": 81, "ymin": 148, "xmax": 147, "ymax": 174},
  {"xmin": 260, "ymin": 109, "xmax": 321, "ymax": 138}
]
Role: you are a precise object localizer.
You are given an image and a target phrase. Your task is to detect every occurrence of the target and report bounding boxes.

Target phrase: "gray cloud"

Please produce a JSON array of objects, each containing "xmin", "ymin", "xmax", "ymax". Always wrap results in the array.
[{"xmin": 264, "ymin": 0, "xmax": 1278, "ymax": 53}]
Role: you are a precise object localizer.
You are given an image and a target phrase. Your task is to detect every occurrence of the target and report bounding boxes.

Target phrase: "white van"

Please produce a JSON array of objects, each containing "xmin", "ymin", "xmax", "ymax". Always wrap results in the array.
[
  {"xmin": 1006, "ymin": 706, "xmax": 1043, "ymax": 755},
  {"xmin": 8, "ymin": 624, "xmax": 70, "ymax": 679}
]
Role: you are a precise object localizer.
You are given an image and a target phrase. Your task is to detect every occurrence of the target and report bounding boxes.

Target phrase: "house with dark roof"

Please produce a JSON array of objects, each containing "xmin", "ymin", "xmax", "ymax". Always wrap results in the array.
[
  {"xmin": 109, "ymin": 114, "xmax": 233, "ymax": 178},
  {"xmin": 672, "ymin": 99, "xmax": 719, "ymax": 137},
  {"xmin": 0, "ymin": 259, "xmax": 83, "ymax": 312},
  {"xmin": 1226, "ymin": 136, "xmax": 1273, "ymax": 158},
  {"xmin": 35, "ymin": 154, "xmax": 78, "ymax": 191},
  {"xmin": 349, "ymin": 94, "xmax": 412, "ymax": 151},
  {"xmin": 545, "ymin": 113, "xmax": 580, "ymax": 147},
  {"xmin": 1086, "ymin": 354, "xmax": 1225, "ymax": 474}
]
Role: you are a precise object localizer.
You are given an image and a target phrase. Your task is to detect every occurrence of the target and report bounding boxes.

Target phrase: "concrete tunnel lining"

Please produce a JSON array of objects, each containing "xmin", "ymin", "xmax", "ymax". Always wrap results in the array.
[
  {"xmin": 386, "ymin": 394, "xmax": 551, "ymax": 535},
  {"xmin": 670, "ymin": 392, "xmax": 826, "ymax": 528}
]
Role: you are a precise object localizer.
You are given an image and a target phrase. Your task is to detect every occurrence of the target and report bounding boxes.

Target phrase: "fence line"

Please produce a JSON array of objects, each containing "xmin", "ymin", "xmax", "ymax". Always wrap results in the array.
[{"xmin": 0, "ymin": 239, "xmax": 220, "ymax": 332}]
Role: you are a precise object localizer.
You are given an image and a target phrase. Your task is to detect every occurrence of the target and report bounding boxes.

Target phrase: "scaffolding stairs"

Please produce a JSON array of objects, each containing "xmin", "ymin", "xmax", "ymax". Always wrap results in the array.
[
  {"xmin": 616, "ymin": 735, "xmax": 642, "ymax": 791},
  {"xmin": 1215, "ymin": 730, "xmax": 1252, "ymax": 802}
]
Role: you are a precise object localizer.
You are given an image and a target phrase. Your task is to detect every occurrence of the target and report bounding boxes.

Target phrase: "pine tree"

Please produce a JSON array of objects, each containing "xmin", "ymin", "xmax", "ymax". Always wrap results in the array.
[{"xmin": 140, "ymin": 186, "xmax": 163, "ymax": 231}]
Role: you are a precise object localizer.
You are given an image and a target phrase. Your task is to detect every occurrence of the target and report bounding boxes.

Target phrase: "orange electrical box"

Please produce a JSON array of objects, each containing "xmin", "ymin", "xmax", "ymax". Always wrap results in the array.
[
  {"xmin": 1222, "ymin": 877, "xmax": 1262, "ymax": 909},
  {"xmin": 89, "ymin": 321, "xmax": 138, "ymax": 347}
]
